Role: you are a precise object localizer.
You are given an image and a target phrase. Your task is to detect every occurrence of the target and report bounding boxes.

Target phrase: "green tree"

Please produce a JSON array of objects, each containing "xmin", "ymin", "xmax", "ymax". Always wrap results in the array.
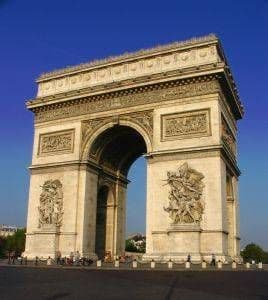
[
  {"xmin": 125, "ymin": 239, "xmax": 146, "ymax": 253},
  {"xmin": 262, "ymin": 251, "xmax": 268, "ymax": 264},
  {"xmin": 241, "ymin": 243, "xmax": 265, "ymax": 263},
  {"xmin": 0, "ymin": 236, "xmax": 7, "ymax": 258},
  {"xmin": 5, "ymin": 228, "xmax": 26, "ymax": 257},
  {"xmin": 125, "ymin": 239, "xmax": 138, "ymax": 252}
]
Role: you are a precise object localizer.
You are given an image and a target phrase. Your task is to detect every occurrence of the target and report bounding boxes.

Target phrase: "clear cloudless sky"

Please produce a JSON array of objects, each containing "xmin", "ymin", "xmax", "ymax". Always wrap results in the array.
[{"xmin": 0, "ymin": 0, "xmax": 267, "ymax": 248}]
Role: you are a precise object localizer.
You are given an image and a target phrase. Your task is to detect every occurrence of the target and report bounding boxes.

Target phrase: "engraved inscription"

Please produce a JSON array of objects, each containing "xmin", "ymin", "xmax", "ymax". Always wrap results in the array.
[
  {"xmin": 39, "ymin": 130, "xmax": 74, "ymax": 155},
  {"xmin": 162, "ymin": 109, "xmax": 210, "ymax": 140}
]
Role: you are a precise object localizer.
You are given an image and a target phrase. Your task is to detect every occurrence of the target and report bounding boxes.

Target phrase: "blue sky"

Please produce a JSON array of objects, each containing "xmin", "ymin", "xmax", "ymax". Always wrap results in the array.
[{"xmin": 0, "ymin": 0, "xmax": 267, "ymax": 249}]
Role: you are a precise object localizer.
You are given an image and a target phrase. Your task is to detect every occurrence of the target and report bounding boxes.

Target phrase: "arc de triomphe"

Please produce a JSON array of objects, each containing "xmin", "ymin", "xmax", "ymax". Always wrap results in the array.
[{"xmin": 24, "ymin": 34, "xmax": 243, "ymax": 262}]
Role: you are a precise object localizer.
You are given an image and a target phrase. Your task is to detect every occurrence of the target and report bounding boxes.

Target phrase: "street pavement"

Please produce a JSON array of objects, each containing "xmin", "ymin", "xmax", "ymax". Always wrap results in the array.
[{"xmin": 0, "ymin": 266, "xmax": 267, "ymax": 299}]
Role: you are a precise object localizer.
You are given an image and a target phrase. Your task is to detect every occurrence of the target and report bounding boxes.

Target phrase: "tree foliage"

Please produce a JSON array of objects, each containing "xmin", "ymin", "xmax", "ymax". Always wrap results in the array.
[
  {"xmin": 0, "ymin": 236, "xmax": 7, "ymax": 257},
  {"xmin": 0, "ymin": 228, "xmax": 26, "ymax": 257},
  {"xmin": 125, "ymin": 238, "xmax": 146, "ymax": 253},
  {"xmin": 125, "ymin": 239, "xmax": 138, "ymax": 252},
  {"xmin": 241, "ymin": 243, "xmax": 268, "ymax": 263}
]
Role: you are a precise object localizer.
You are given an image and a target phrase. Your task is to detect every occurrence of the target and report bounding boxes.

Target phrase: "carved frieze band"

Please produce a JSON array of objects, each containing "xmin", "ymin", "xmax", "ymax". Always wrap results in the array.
[
  {"xmin": 81, "ymin": 110, "xmax": 153, "ymax": 157},
  {"xmin": 37, "ymin": 43, "xmax": 218, "ymax": 97},
  {"xmin": 34, "ymin": 79, "xmax": 219, "ymax": 123},
  {"xmin": 221, "ymin": 116, "xmax": 236, "ymax": 156},
  {"xmin": 38, "ymin": 129, "xmax": 75, "ymax": 156},
  {"xmin": 161, "ymin": 109, "xmax": 210, "ymax": 141}
]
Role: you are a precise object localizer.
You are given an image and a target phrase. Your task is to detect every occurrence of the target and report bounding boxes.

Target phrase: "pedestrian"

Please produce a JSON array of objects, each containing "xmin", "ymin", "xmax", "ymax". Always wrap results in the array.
[
  {"xmin": 75, "ymin": 251, "xmax": 80, "ymax": 265},
  {"xmin": 8, "ymin": 252, "xmax": 11, "ymax": 264},
  {"xmin": 12, "ymin": 253, "xmax": 15, "ymax": 264},
  {"xmin": 211, "ymin": 253, "xmax": 216, "ymax": 266},
  {"xmin": 187, "ymin": 254, "xmax": 191, "ymax": 263},
  {"xmin": 47, "ymin": 256, "xmax": 52, "ymax": 266},
  {"xmin": 56, "ymin": 251, "xmax": 61, "ymax": 265},
  {"xmin": 69, "ymin": 252, "xmax": 74, "ymax": 265}
]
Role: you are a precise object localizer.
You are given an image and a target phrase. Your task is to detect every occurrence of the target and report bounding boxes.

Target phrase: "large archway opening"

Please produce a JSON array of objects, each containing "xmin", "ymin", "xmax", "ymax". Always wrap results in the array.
[
  {"xmin": 88, "ymin": 124, "xmax": 148, "ymax": 258},
  {"xmin": 126, "ymin": 156, "xmax": 146, "ymax": 249}
]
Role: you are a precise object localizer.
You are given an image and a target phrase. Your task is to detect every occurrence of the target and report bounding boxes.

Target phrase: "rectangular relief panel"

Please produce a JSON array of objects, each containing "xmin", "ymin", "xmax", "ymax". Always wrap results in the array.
[
  {"xmin": 38, "ymin": 129, "xmax": 75, "ymax": 156},
  {"xmin": 221, "ymin": 115, "xmax": 236, "ymax": 156},
  {"xmin": 161, "ymin": 109, "xmax": 211, "ymax": 141}
]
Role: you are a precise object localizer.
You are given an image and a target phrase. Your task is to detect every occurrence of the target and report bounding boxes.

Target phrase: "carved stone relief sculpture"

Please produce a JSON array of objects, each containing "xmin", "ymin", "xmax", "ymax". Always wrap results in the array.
[
  {"xmin": 221, "ymin": 117, "xmax": 236, "ymax": 155},
  {"xmin": 164, "ymin": 163, "xmax": 205, "ymax": 224},
  {"xmin": 39, "ymin": 130, "xmax": 74, "ymax": 155},
  {"xmin": 162, "ymin": 109, "xmax": 210, "ymax": 140},
  {"xmin": 38, "ymin": 180, "xmax": 64, "ymax": 228}
]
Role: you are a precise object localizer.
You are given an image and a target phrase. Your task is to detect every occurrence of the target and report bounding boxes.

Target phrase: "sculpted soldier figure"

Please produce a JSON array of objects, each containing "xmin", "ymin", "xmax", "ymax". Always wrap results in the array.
[
  {"xmin": 38, "ymin": 180, "xmax": 63, "ymax": 227},
  {"xmin": 164, "ymin": 163, "xmax": 204, "ymax": 224}
]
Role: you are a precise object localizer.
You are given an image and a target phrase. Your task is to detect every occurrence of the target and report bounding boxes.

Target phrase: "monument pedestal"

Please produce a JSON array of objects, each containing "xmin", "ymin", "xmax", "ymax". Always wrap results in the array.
[
  {"xmin": 24, "ymin": 225, "xmax": 60, "ymax": 259},
  {"xmin": 143, "ymin": 224, "xmax": 202, "ymax": 262}
]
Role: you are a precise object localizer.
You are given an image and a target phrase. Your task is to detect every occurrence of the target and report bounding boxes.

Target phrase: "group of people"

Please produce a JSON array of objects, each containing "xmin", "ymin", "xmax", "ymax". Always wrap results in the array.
[
  {"xmin": 49, "ymin": 252, "xmax": 218, "ymax": 266},
  {"xmin": 186, "ymin": 253, "xmax": 217, "ymax": 266},
  {"xmin": 104, "ymin": 251, "xmax": 133, "ymax": 263},
  {"xmin": 46, "ymin": 251, "xmax": 93, "ymax": 266}
]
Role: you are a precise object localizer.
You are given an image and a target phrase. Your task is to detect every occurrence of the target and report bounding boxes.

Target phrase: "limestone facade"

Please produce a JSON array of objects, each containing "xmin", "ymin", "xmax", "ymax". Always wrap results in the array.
[{"xmin": 24, "ymin": 34, "xmax": 243, "ymax": 262}]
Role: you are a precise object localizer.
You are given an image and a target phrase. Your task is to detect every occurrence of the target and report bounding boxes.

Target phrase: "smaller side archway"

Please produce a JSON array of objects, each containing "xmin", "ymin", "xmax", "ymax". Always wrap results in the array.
[{"xmin": 95, "ymin": 184, "xmax": 115, "ymax": 258}]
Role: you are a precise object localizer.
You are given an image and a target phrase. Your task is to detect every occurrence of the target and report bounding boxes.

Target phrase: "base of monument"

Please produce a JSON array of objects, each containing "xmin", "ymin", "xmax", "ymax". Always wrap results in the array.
[
  {"xmin": 80, "ymin": 252, "xmax": 98, "ymax": 260},
  {"xmin": 142, "ymin": 252, "xmax": 202, "ymax": 262},
  {"xmin": 23, "ymin": 226, "xmax": 61, "ymax": 259},
  {"xmin": 22, "ymin": 251, "xmax": 98, "ymax": 260},
  {"xmin": 142, "ymin": 253, "xmax": 236, "ymax": 263}
]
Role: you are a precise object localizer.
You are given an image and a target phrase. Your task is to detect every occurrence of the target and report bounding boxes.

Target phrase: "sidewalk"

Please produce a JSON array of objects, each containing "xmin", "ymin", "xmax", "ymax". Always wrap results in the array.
[{"xmin": 1, "ymin": 259, "xmax": 267, "ymax": 271}]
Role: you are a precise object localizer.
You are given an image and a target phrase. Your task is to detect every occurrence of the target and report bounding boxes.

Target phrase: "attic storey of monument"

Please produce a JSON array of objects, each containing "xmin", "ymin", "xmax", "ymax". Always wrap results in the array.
[{"xmin": 24, "ymin": 34, "xmax": 243, "ymax": 262}]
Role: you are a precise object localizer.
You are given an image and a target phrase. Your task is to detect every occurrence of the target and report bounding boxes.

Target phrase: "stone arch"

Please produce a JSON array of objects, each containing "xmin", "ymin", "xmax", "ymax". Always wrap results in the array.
[{"xmin": 81, "ymin": 117, "xmax": 153, "ymax": 162}]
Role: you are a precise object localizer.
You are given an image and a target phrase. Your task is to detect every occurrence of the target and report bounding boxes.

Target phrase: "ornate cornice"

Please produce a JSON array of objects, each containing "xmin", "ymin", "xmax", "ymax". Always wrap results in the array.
[
  {"xmin": 35, "ymin": 42, "xmax": 219, "ymax": 99},
  {"xmin": 38, "ymin": 34, "xmax": 218, "ymax": 81},
  {"xmin": 27, "ymin": 35, "xmax": 244, "ymax": 121},
  {"xmin": 32, "ymin": 76, "xmax": 220, "ymax": 123}
]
